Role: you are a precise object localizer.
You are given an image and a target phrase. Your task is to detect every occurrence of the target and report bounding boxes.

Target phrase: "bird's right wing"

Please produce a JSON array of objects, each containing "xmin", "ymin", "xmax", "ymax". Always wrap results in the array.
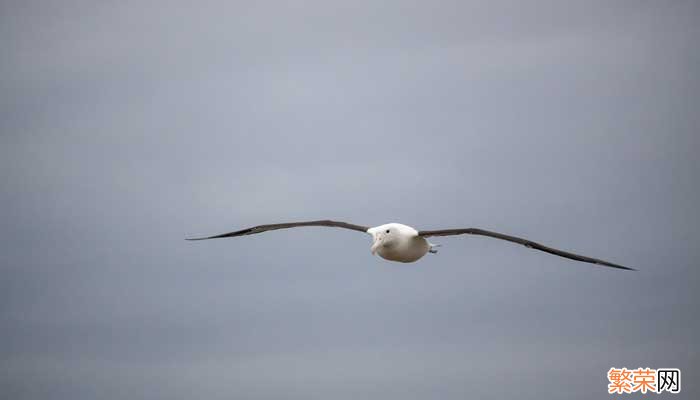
[{"xmin": 187, "ymin": 219, "xmax": 370, "ymax": 240}]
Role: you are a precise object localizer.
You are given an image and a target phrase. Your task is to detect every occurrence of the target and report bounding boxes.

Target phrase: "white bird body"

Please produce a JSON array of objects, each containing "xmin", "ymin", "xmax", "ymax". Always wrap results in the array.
[
  {"xmin": 187, "ymin": 219, "xmax": 635, "ymax": 270},
  {"xmin": 367, "ymin": 223, "xmax": 432, "ymax": 263}
]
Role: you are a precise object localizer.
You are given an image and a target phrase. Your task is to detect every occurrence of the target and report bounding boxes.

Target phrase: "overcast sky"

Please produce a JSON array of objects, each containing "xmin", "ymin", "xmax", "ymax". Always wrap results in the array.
[{"xmin": 1, "ymin": 1, "xmax": 699, "ymax": 399}]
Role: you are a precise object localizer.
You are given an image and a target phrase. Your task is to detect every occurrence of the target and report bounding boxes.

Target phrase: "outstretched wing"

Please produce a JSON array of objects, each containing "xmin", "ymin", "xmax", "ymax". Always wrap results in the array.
[
  {"xmin": 418, "ymin": 228, "xmax": 635, "ymax": 270},
  {"xmin": 187, "ymin": 219, "xmax": 370, "ymax": 240}
]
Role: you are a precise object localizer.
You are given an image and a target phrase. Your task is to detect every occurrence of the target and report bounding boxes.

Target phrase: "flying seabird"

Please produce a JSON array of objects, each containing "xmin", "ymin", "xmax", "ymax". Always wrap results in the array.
[{"xmin": 187, "ymin": 220, "xmax": 634, "ymax": 270}]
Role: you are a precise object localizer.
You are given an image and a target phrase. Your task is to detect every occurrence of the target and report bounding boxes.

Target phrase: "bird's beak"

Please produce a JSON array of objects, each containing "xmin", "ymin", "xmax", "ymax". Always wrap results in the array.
[{"xmin": 371, "ymin": 237, "xmax": 380, "ymax": 255}]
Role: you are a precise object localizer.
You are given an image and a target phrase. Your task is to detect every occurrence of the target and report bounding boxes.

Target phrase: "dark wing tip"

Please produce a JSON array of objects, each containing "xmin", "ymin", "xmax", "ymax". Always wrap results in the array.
[
  {"xmin": 185, "ymin": 234, "xmax": 230, "ymax": 241},
  {"xmin": 597, "ymin": 261, "xmax": 637, "ymax": 271}
]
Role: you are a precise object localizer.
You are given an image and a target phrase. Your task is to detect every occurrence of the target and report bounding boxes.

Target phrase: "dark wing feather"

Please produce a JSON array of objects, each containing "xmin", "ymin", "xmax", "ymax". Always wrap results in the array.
[
  {"xmin": 187, "ymin": 220, "xmax": 369, "ymax": 240},
  {"xmin": 418, "ymin": 228, "xmax": 635, "ymax": 271}
]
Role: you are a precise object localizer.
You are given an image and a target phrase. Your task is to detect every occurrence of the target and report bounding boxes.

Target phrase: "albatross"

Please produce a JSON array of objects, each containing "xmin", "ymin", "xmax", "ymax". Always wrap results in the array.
[{"xmin": 187, "ymin": 220, "xmax": 634, "ymax": 270}]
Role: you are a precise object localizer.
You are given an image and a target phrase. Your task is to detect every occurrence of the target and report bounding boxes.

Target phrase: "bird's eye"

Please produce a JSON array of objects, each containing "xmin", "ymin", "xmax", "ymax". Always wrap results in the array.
[{"xmin": 386, "ymin": 229, "xmax": 390, "ymax": 233}]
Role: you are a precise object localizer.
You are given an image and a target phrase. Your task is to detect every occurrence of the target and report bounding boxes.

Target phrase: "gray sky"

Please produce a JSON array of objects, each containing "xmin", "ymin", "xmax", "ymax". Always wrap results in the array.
[{"xmin": 1, "ymin": 1, "xmax": 699, "ymax": 399}]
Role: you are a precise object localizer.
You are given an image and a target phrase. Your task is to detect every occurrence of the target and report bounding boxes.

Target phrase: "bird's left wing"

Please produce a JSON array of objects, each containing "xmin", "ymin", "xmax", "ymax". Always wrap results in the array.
[
  {"xmin": 187, "ymin": 220, "xmax": 370, "ymax": 240},
  {"xmin": 418, "ymin": 228, "xmax": 635, "ymax": 270}
]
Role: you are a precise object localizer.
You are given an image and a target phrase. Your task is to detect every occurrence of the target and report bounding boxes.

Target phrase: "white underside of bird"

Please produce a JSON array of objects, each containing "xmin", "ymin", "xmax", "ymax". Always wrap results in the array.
[
  {"xmin": 368, "ymin": 223, "xmax": 436, "ymax": 263},
  {"xmin": 187, "ymin": 219, "xmax": 635, "ymax": 270}
]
